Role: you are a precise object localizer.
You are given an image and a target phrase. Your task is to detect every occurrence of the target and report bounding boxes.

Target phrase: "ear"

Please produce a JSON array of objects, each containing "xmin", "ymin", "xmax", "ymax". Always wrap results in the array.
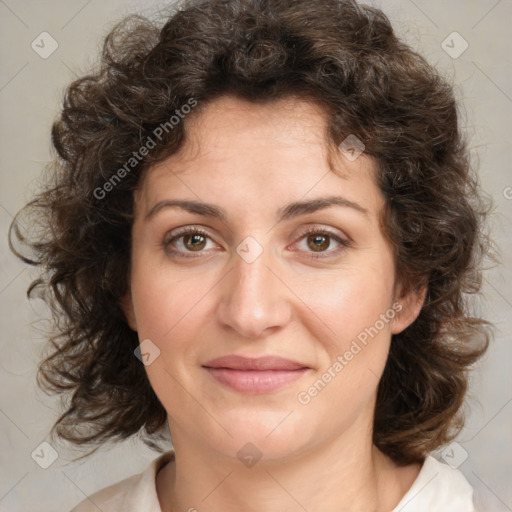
[
  {"xmin": 391, "ymin": 281, "xmax": 427, "ymax": 335},
  {"xmin": 120, "ymin": 290, "xmax": 138, "ymax": 332}
]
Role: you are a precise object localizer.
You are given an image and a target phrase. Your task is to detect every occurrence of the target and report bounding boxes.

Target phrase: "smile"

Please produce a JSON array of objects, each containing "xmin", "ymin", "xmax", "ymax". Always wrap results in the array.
[
  {"xmin": 202, "ymin": 354, "xmax": 311, "ymax": 393},
  {"xmin": 204, "ymin": 367, "xmax": 310, "ymax": 393}
]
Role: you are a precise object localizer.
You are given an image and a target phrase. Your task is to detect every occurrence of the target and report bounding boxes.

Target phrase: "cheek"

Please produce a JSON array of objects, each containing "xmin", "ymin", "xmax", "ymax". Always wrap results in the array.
[
  {"xmin": 294, "ymin": 263, "xmax": 396, "ymax": 352},
  {"xmin": 129, "ymin": 262, "xmax": 221, "ymax": 391},
  {"xmin": 292, "ymin": 257, "xmax": 396, "ymax": 414},
  {"xmin": 129, "ymin": 244, "xmax": 210, "ymax": 337},
  {"xmin": 295, "ymin": 274, "xmax": 394, "ymax": 423},
  {"xmin": 129, "ymin": 266, "xmax": 212, "ymax": 414}
]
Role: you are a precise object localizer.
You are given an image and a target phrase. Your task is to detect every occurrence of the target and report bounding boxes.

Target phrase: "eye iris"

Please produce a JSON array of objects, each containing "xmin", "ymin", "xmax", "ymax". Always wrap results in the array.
[
  {"xmin": 308, "ymin": 234, "xmax": 329, "ymax": 252},
  {"xmin": 184, "ymin": 233, "xmax": 206, "ymax": 251}
]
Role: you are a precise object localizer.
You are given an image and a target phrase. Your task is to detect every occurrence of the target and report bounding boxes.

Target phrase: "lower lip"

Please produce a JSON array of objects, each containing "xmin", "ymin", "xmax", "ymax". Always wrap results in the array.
[{"xmin": 204, "ymin": 368, "xmax": 309, "ymax": 393}]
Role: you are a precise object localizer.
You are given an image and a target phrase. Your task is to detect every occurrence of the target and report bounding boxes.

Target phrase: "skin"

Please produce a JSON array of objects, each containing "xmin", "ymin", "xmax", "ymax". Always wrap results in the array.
[{"xmin": 122, "ymin": 95, "xmax": 426, "ymax": 512}]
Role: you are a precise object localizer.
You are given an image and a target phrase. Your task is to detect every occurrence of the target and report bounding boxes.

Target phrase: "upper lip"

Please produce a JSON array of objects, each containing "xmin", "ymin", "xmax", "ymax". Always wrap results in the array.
[{"xmin": 203, "ymin": 355, "xmax": 308, "ymax": 371}]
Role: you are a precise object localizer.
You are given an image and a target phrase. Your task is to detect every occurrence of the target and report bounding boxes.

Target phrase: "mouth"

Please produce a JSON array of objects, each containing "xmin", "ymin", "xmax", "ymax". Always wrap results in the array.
[{"xmin": 202, "ymin": 355, "xmax": 310, "ymax": 393}]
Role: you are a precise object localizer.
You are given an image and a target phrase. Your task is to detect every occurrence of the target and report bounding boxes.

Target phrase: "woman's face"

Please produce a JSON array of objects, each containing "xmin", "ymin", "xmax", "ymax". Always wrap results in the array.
[{"xmin": 124, "ymin": 95, "xmax": 422, "ymax": 463}]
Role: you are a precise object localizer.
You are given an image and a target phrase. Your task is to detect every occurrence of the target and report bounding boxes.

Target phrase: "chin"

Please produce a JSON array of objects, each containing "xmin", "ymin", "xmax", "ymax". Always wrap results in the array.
[{"xmin": 205, "ymin": 410, "xmax": 313, "ymax": 464}]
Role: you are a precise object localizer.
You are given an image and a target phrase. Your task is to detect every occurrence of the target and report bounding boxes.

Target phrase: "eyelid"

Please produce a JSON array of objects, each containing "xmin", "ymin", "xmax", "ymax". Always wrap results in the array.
[
  {"xmin": 165, "ymin": 225, "xmax": 213, "ymax": 241},
  {"xmin": 293, "ymin": 224, "xmax": 350, "ymax": 243},
  {"xmin": 290, "ymin": 225, "xmax": 351, "ymax": 258}
]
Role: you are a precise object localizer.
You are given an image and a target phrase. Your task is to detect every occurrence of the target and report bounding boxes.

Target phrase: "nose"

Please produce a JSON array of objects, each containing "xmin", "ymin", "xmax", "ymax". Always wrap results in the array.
[{"xmin": 216, "ymin": 245, "xmax": 292, "ymax": 339}]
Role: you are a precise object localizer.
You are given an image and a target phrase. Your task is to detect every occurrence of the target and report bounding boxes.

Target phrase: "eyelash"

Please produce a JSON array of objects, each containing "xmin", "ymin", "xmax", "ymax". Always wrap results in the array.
[{"xmin": 163, "ymin": 226, "xmax": 351, "ymax": 260}]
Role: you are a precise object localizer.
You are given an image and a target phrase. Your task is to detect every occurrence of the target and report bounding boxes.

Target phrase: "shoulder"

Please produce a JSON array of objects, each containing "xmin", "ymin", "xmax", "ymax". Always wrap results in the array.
[
  {"xmin": 69, "ymin": 473, "xmax": 140, "ymax": 512},
  {"xmin": 69, "ymin": 451, "xmax": 175, "ymax": 512},
  {"xmin": 392, "ymin": 455, "xmax": 475, "ymax": 512}
]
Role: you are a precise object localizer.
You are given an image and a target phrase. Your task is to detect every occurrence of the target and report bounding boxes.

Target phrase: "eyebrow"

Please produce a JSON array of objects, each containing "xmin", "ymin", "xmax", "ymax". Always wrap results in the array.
[{"xmin": 144, "ymin": 195, "xmax": 370, "ymax": 223}]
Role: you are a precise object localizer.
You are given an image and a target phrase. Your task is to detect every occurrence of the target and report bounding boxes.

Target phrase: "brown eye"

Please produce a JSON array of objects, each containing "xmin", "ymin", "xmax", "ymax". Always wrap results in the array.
[
  {"xmin": 293, "ymin": 227, "xmax": 351, "ymax": 259},
  {"xmin": 307, "ymin": 233, "xmax": 331, "ymax": 252},
  {"xmin": 164, "ymin": 227, "xmax": 217, "ymax": 258},
  {"xmin": 182, "ymin": 233, "xmax": 207, "ymax": 251}
]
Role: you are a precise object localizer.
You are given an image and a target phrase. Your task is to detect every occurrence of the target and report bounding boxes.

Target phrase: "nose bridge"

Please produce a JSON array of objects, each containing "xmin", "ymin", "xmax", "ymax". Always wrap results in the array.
[{"xmin": 217, "ymin": 244, "xmax": 291, "ymax": 338}]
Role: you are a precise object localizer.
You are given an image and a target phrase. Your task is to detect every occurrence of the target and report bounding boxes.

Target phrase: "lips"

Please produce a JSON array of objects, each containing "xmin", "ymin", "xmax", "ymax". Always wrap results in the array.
[
  {"xmin": 202, "ymin": 355, "xmax": 310, "ymax": 393},
  {"xmin": 202, "ymin": 355, "xmax": 308, "ymax": 371}
]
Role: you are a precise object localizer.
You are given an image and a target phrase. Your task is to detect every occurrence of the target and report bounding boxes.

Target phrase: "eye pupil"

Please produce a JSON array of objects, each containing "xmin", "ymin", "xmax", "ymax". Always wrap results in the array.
[
  {"xmin": 308, "ymin": 234, "xmax": 329, "ymax": 252},
  {"xmin": 184, "ymin": 234, "xmax": 206, "ymax": 251}
]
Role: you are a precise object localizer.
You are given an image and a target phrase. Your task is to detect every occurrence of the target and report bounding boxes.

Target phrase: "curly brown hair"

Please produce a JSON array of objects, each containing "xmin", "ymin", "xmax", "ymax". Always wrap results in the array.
[{"xmin": 9, "ymin": 0, "xmax": 493, "ymax": 464}]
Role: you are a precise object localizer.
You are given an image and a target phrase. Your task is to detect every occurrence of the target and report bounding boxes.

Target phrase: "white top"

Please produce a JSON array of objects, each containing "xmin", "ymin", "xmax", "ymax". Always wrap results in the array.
[{"xmin": 70, "ymin": 451, "xmax": 475, "ymax": 512}]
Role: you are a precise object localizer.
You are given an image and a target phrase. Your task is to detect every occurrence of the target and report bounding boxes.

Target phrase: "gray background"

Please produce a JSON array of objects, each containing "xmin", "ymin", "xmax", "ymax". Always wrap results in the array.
[{"xmin": 0, "ymin": 1, "xmax": 511, "ymax": 511}]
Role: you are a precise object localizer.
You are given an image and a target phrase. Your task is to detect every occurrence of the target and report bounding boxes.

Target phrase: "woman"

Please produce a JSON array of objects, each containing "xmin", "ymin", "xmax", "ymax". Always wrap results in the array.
[{"xmin": 10, "ymin": 0, "xmax": 492, "ymax": 510}]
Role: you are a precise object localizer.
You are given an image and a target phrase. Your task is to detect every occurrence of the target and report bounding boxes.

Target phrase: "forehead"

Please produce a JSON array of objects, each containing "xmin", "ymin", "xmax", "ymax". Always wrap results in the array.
[
  {"xmin": 187, "ymin": 95, "xmax": 329, "ymax": 146},
  {"xmin": 135, "ymin": 95, "xmax": 383, "ymax": 220}
]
